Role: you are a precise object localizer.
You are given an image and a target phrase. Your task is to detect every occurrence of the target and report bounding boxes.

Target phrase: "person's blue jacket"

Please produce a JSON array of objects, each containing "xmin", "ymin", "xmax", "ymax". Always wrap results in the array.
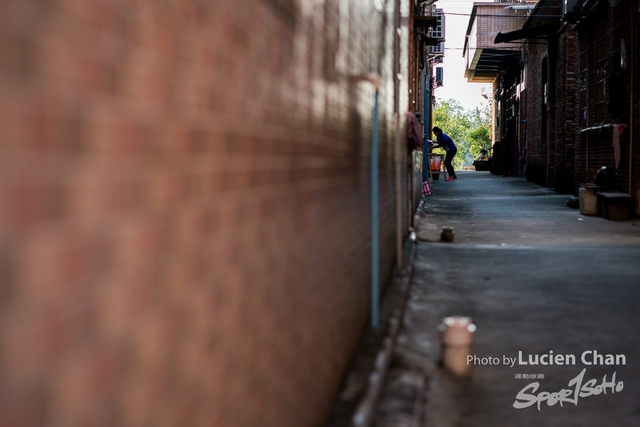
[{"xmin": 434, "ymin": 133, "xmax": 457, "ymax": 151}]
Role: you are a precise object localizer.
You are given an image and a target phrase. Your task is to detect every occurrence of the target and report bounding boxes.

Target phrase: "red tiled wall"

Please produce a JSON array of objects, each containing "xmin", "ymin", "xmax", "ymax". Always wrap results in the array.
[{"xmin": 0, "ymin": 1, "xmax": 410, "ymax": 426}]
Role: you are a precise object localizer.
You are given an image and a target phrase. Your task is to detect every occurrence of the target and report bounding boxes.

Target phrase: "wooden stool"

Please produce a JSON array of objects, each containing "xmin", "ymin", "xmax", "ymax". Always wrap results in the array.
[{"xmin": 597, "ymin": 192, "xmax": 634, "ymax": 220}]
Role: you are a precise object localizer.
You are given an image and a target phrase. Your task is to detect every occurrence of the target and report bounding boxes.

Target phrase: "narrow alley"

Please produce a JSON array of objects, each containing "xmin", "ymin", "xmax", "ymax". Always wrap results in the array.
[
  {"xmin": 330, "ymin": 171, "xmax": 640, "ymax": 427},
  {"xmin": 2, "ymin": 1, "xmax": 640, "ymax": 426}
]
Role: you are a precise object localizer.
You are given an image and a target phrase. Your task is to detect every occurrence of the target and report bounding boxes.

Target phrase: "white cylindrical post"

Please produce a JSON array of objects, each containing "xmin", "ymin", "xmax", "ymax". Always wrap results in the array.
[{"xmin": 439, "ymin": 316, "xmax": 476, "ymax": 377}]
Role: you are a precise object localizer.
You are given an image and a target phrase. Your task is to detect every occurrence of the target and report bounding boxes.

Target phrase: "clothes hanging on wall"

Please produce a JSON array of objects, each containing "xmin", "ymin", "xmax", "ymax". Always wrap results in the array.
[{"xmin": 612, "ymin": 124, "xmax": 623, "ymax": 168}]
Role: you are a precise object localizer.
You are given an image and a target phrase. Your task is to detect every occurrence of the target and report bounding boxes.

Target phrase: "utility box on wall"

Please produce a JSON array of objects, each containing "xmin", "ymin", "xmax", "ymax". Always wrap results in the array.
[
  {"xmin": 435, "ymin": 67, "xmax": 443, "ymax": 87},
  {"xmin": 431, "ymin": 8, "xmax": 445, "ymax": 54}
]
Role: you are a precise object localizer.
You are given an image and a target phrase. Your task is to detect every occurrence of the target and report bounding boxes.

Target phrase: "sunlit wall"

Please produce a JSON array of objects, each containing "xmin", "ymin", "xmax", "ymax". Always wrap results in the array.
[{"xmin": 0, "ymin": 0, "xmax": 411, "ymax": 426}]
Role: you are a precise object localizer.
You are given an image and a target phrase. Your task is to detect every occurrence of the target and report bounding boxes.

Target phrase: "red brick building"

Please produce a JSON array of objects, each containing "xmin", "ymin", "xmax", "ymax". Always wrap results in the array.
[
  {"xmin": 0, "ymin": 1, "xmax": 418, "ymax": 426},
  {"xmin": 463, "ymin": 2, "xmax": 536, "ymax": 175},
  {"xmin": 472, "ymin": 0, "xmax": 640, "ymax": 213},
  {"xmin": 514, "ymin": 0, "xmax": 579, "ymax": 192},
  {"xmin": 574, "ymin": 0, "xmax": 640, "ymax": 205}
]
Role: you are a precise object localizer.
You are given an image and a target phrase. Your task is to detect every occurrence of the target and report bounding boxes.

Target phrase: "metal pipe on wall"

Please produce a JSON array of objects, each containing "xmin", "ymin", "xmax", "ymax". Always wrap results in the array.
[
  {"xmin": 356, "ymin": 72, "xmax": 382, "ymax": 329},
  {"xmin": 628, "ymin": 3, "xmax": 635, "ymax": 197},
  {"xmin": 394, "ymin": 0, "xmax": 403, "ymax": 270},
  {"xmin": 394, "ymin": 116, "xmax": 403, "ymax": 270},
  {"xmin": 423, "ymin": 71, "xmax": 430, "ymax": 182},
  {"xmin": 586, "ymin": 45, "xmax": 589, "ymax": 174},
  {"xmin": 370, "ymin": 88, "xmax": 380, "ymax": 329}
]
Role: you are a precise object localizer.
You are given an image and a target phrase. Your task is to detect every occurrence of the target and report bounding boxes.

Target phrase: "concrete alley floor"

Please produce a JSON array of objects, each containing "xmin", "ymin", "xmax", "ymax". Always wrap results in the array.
[{"xmin": 375, "ymin": 171, "xmax": 640, "ymax": 427}]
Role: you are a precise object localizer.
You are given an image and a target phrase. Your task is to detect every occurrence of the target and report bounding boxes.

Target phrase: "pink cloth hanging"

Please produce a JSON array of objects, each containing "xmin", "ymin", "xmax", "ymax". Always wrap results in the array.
[{"xmin": 406, "ymin": 112, "xmax": 423, "ymax": 151}]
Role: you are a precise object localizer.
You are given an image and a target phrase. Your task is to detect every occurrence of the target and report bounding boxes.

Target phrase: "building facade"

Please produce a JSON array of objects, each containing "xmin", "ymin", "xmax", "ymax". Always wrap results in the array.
[
  {"xmin": 464, "ymin": 2, "xmax": 536, "ymax": 175},
  {"xmin": 0, "ymin": 1, "xmax": 414, "ymax": 426},
  {"xmin": 467, "ymin": 0, "xmax": 640, "ymax": 213},
  {"xmin": 574, "ymin": 0, "xmax": 639, "ymax": 204}
]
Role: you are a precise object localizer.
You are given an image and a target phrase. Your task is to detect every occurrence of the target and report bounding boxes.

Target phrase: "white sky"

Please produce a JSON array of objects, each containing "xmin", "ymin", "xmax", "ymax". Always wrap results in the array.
[{"xmin": 432, "ymin": 0, "xmax": 492, "ymax": 111}]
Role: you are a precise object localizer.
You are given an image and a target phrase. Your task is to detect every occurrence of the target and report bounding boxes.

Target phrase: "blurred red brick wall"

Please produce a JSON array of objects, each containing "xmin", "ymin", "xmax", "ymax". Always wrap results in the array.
[{"xmin": 0, "ymin": 0, "xmax": 410, "ymax": 426}]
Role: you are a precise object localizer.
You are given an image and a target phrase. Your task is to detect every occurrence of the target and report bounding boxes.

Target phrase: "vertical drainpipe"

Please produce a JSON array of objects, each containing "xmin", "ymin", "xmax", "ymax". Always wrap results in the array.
[
  {"xmin": 585, "ymin": 46, "xmax": 589, "ymax": 174},
  {"xmin": 394, "ymin": 0, "xmax": 403, "ymax": 270},
  {"xmin": 371, "ymin": 89, "xmax": 380, "ymax": 329},
  {"xmin": 358, "ymin": 73, "xmax": 381, "ymax": 330},
  {"xmin": 628, "ymin": 4, "xmax": 635, "ymax": 199},
  {"xmin": 423, "ymin": 70, "xmax": 431, "ymax": 182}
]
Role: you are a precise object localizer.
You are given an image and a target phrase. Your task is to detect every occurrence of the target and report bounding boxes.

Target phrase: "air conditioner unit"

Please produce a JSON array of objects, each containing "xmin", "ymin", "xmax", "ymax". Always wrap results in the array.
[
  {"xmin": 435, "ymin": 67, "xmax": 444, "ymax": 87},
  {"xmin": 430, "ymin": 9, "xmax": 445, "ymax": 55}
]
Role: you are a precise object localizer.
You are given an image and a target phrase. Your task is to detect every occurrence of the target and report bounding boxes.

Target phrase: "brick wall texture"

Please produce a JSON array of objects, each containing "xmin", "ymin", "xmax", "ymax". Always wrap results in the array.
[
  {"xmin": 0, "ymin": 1, "xmax": 412, "ymax": 426},
  {"xmin": 573, "ymin": 0, "xmax": 639, "ymax": 199},
  {"xmin": 523, "ymin": 0, "xmax": 640, "ymax": 203},
  {"xmin": 523, "ymin": 41, "xmax": 546, "ymax": 187},
  {"xmin": 525, "ymin": 28, "xmax": 578, "ymax": 193}
]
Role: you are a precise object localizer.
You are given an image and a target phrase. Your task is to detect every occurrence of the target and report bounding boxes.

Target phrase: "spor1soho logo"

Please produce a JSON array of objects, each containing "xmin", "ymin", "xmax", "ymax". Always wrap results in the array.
[{"xmin": 468, "ymin": 350, "xmax": 627, "ymax": 410}]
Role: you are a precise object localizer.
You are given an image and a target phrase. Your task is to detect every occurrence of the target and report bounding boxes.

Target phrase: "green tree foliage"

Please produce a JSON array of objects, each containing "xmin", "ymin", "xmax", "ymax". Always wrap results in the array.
[{"xmin": 431, "ymin": 98, "xmax": 492, "ymax": 169}]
